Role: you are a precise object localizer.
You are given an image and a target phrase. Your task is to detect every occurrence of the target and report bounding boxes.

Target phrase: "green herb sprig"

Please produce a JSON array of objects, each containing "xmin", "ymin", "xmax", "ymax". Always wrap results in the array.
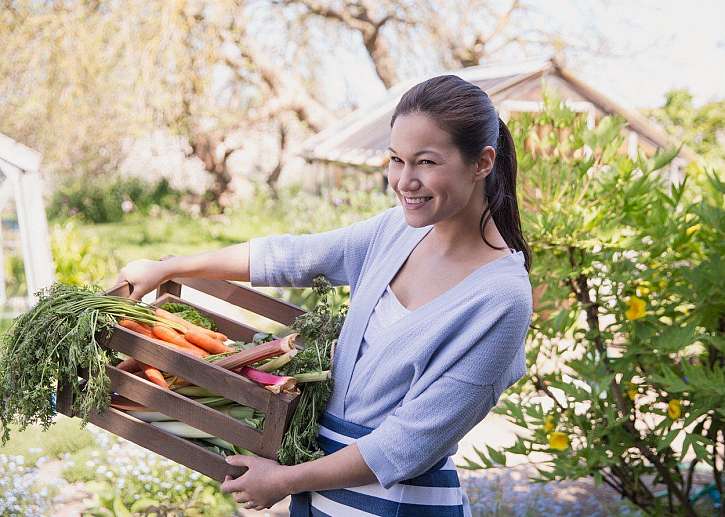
[
  {"xmin": 0, "ymin": 282, "xmax": 173, "ymax": 444},
  {"xmin": 276, "ymin": 275, "xmax": 348, "ymax": 465}
]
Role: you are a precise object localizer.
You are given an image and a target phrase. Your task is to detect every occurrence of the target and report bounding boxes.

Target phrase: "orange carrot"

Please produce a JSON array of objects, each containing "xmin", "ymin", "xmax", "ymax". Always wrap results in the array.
[
  {"xmin": 118, "ymin": 319, "xmax": 154, "ymax": 337},
  {"xmin": 115, "ymin": 357, "xmax": 141, "ymax": 372},
  {"xmin": 154, "ymin": 308, "xmax": 228, "ymax": 341},
  {"xmin": 151, "ymin": 325, "xmax": 210, "ymax": 358},
  {"xmin": 184, "ymin": 331, "xmax": 232, "ymax": 355},
  {"xmin": 139, "ymin": 362, "xmax": 168, "ymax": 389}
]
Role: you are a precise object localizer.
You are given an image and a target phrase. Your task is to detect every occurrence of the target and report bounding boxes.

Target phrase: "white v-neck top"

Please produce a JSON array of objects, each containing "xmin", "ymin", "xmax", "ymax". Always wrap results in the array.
[{"xmin": 358, "ymin": 284, "xmax": 411, "ymax": 358}]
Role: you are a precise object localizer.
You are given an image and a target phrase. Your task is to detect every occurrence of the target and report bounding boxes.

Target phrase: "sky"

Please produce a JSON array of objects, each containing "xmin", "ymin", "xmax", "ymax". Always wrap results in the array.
[
  {"xmin": 560, "ymin": 0, "xmax": 725, "ymax": 108},
  {"xmin": 325, "ymin": 0, "xmax": 725, "ymax": 111}
]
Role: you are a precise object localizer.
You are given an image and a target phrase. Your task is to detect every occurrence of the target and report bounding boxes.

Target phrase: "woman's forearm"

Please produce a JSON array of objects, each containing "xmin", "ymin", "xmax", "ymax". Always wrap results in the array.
[
  {"xmin": 160, "ymin": 242, "xmax": 252, "ymax": 283},
  {"xmin": 284, "ymin": 444, "xmax": 378, "ymax": 494}
]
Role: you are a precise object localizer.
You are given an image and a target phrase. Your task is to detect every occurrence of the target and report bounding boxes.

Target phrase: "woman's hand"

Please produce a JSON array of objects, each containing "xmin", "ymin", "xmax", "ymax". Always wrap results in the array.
[
  {"xmin": 115, "ymin": 258, "xmax": 171, "ymax": 301},
  {"xmin": 220, "ymin": 455, "xmax": 292, "ymax": 510}
]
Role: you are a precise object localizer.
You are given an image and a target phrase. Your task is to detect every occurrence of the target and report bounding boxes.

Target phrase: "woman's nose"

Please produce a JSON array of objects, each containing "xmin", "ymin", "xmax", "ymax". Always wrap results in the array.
[{"xmin": 398, "ymin": 165, "xmax": 422, "ymax": 191}]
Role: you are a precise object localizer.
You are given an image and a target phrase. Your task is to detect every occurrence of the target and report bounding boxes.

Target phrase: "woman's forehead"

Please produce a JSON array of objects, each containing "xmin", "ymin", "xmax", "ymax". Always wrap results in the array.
[{"xmin": 390, "ymin": 113, "xmax": 454, "ymax": 152}]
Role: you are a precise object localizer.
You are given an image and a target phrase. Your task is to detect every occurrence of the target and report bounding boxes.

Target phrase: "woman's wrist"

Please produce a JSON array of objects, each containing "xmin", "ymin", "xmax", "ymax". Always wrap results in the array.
[
  {"xmin": 158, "ymin": 256, "xmax": 182, "ymax": 283},
  {"xmin": 281, "ymin": 463, "xmax": 305, "ymax": 495}
]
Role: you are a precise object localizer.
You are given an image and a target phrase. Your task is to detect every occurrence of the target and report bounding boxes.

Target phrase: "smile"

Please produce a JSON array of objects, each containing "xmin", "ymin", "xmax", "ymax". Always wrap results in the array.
[{"xmin": 402, "ymin": 196, "xmax": 433, "ymax": 209}]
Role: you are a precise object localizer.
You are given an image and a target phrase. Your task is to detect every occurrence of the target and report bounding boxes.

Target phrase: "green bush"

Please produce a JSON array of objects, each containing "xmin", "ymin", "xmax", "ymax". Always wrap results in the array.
[
  {"xmin": 462, "ymin": 94, "xmax": 723, "ymax": 516},
  {"xmin": 48, "ymin": 176, "xmax": 186, "ymax": 224},
  {"xmin": 3, "ymin": 253, "xmax": 26, "ymax": 298},
  {"xmin": 50, "ymin": 221, "xmax": 121, "ymax": 286},
  {"xmin": 62, "ymin": 440, "xmax": 238, "ymax": 516},
  {"xmin": 0, "ymin": 415, "xmax": 96, "ymax": 463}
]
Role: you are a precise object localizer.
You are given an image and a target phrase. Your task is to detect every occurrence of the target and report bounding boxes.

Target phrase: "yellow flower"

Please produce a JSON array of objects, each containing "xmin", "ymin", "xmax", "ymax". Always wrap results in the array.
[
  {"xmin": 658, "ymin": 278, "xmax": 667, "ymax": 289},
  {"xmin": 543, "ymin": 415, "xmax": 556, "ymax": 433},
  {"xmin": 625, "ymin": 296, "xmax": 647, "ymax": 320},
  {"xmin": 636, "ymin": 285, "xmax": 650, "ymax": 297},
  {"xmin": 549, "ymin": 432, "xmax": 569, "ymax": 451},
  {"xmin": 627, "ymin": 382, "xmax": 638, "ymax": 401},
  {"xmin": 667, "ymin": 399, "xmax": 681, "ymax": 420},
  {"xmin": 686, "ymin": 223, "xmax": 701, "ymax": 236}
]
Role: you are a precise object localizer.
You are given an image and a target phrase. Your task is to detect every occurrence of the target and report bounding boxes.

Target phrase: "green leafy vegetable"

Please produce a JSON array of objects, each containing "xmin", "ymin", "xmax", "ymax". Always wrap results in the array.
[
  {"xmin": 160, "ymin": 302, "xmax": 217, "ymax": 331},
  {"xmin": 276, "ymin": 275, "xmax": 347, "ymax": 465},
  {"xmin": 0, "ymin": 283, "xmax": 166, "ymax": 445}
]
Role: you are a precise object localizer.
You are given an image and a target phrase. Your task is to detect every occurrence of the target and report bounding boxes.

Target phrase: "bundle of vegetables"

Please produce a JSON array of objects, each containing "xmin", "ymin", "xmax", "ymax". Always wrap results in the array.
[
  {"xmin": 0, "ymin": 276, "xmax": 347, "ymax": 467},
  {"xmin": 272, "ymin": 275, "xmax": 346, "ymax": 465},
  {"xmin": 0, "ymin": 283, "xmax": 187, "ymax": 445},
  {"xmin": 119, "ymin": 276, "xmax": 346, "ymax": 465}
]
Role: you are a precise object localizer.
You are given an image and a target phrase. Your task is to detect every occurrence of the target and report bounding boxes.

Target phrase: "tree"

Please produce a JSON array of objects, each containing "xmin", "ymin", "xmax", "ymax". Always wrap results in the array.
[
  {"xmin": 0, "ymin": 0, "xmax": 333, "ymax": 211},
  {"xmin": 464, "ymin": 96, "xmax": 724, "ymax": 516},
  {"xmin": 646, "ymin": 89, "xmax": 725, "ymax": 171}
]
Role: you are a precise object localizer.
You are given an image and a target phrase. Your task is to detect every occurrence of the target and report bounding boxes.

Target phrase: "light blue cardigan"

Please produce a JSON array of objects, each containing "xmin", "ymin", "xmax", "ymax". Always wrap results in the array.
[{"xmin": 249, "ymin": 205, "xmax": 533, "ymax": 489}]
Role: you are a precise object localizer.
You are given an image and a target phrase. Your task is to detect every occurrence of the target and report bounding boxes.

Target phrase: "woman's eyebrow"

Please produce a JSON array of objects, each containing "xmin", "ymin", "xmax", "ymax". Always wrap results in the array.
[{"xmin": 387, "ymin": 147, "xmax": 443, "ymax": 158}]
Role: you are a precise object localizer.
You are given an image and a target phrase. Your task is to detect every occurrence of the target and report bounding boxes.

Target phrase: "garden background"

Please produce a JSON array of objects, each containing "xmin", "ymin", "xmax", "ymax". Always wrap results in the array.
[{"xmin": 0, "ymin": 1, "xmax": 723, "ymax": 515}]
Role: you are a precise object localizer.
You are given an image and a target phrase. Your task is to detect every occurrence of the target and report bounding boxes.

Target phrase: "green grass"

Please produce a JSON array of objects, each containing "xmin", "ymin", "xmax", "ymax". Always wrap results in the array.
[
  {"xmin": 0, "ymin": 414, "xmax": 97, "ymax": 463},
  {"xmin": 56, "ymin": 183, "xmax": 395, "ymax": 287}
]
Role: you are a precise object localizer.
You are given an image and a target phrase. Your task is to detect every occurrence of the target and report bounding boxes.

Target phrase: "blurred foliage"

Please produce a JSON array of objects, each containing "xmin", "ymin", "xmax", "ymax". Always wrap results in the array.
[
  {"xmin": 646, "ymin": 89, "xmax": 725, "ymax": 171},
  {"xmin": 3, "ymin": 253, "xmax": 26, "ymax": 298},
  {"xmin": 462, "ymin": 93, "xmax": 723, "ymax": 516},
  {"xmin": 0, "ymin": 415, "xmax": 96, "ymax": 464},
  {"xmin": 62, "ymin": 439, "xmax": 237, "ymax": 517},
  {"xmin": 50, "ymin": 221, "xmax": 120, "ymax": 287},
  {"xmin": 47, "ymin": 176, "xmax": 187, "ymax": 224},
  {"xmin": 53, "ymin": 180, "xmax": 395, "ymax": 309}
]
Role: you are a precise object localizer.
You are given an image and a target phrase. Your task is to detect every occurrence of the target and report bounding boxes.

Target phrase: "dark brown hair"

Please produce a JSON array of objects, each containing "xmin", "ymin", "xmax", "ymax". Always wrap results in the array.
[{"xmin": 391, "ymin": 75, "xmax": 532, "ymax": 272}]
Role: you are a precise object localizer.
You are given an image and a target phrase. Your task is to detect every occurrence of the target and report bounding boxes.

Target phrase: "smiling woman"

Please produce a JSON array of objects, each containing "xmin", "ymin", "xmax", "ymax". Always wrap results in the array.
[{"xmin": 116, "ymin": 74, "xmax": 534, "ymax": 515}]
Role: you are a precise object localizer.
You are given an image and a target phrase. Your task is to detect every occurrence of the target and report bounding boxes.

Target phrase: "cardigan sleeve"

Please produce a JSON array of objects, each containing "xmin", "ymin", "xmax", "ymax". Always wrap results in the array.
[
  {"xmin": 355, "ymin": 294, "xmax": 532, "ymax": 488},
  {"xmin": 248, "ymin": 208, "xmax": 393, "ymax": 288}
]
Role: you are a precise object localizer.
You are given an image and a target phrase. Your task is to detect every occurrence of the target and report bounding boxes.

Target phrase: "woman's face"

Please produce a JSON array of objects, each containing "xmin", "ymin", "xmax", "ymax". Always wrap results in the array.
[{"xmin": 387, "ymin": 112, "xmax": 493, "ymax": 228}]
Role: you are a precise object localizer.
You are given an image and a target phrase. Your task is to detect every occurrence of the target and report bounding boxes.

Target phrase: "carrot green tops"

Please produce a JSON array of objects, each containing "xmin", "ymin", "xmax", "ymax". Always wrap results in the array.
[{"xmin": 249, "ymin": 205, "xmax": 533, "ymax": 489}]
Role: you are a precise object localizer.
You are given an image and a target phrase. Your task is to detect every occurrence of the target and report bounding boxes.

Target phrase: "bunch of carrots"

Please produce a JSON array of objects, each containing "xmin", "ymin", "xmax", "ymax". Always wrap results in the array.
[{"xmin": 113, "ymin": 306, "xmax": 304, "ymax": 396}]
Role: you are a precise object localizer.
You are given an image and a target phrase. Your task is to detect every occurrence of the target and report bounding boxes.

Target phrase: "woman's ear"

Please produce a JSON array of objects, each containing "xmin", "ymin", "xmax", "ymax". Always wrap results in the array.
[{"xmin": 473, "ymin": 146, "xmax": 496, "ymax": 181}]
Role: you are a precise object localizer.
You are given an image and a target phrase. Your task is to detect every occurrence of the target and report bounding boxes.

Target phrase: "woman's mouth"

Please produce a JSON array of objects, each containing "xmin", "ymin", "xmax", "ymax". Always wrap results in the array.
[{"xmin": 402, "ymin": 196, "xmax": 433, "ymax": 210}]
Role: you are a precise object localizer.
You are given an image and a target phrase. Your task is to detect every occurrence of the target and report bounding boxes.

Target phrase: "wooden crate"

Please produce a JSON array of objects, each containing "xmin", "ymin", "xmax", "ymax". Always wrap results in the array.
[{"xmin": 55, "ymin": 278, "xmax": 305, "ymax": 482}]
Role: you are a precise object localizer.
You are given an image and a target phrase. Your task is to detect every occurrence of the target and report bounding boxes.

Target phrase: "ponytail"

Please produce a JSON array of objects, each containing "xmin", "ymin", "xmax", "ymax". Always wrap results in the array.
[{"xmin": 480, "ymin": 117, "xmax": 532, "ymax": 272}]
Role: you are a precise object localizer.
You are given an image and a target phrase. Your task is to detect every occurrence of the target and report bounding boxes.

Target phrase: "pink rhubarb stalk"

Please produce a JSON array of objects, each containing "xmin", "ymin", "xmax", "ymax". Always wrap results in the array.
[
  {"xmin": 215, "ymin": 333, "xmax": 298, "ymax": 370},
  {"xmin": 237, "ymin": 366, "xmax": 297, "ymax": 394}
]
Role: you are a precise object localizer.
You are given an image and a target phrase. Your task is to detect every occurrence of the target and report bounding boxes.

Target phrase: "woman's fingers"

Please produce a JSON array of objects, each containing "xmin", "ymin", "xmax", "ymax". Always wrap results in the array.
[{"xmin": 233, "ymin": 491, "xmax": 251, "ymax": 503}]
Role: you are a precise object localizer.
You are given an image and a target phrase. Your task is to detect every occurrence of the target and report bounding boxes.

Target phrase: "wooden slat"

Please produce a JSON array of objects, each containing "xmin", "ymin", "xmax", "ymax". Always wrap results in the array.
[
  {"xmin": 55, "ymin": 380, "xmax": 73, "ymax": 415},
  {"xmin": 105, "ymin": 282, "xmax": 132, "ymax": 298},
  {"xmin": 103, "ymin": 327, "xmax": 277, "ymax": 410},
  {"xmin": 156, "ymin": 280, "xmax": 182, "ymax": 298},
  {"xmin": 86, "ymin": 407, "xmax": 246, "ymax": 482},
  {"xmin": 260, "ymin": 395, "xmax": 299, "ymax": 458},
  {"xmin": 173, "ymin": 278, "xmax": 305, "ymax": 326},
  {"xmin": 103, "ymin": 366, "xmax": 268, "ymax": 456},
  {"xmin": 153, "ymin": 293, "xmax": 259, "ymax": 342}
]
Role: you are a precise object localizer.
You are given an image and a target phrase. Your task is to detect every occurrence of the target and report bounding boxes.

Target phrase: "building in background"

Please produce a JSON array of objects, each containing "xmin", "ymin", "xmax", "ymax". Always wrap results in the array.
[
  {"xmin": 0, "ymin": 133, "xmax": 55, "ymax": 315},
  {"xmin": 301, "ymin": 56, "xmax": 695, "ymax": 191}
]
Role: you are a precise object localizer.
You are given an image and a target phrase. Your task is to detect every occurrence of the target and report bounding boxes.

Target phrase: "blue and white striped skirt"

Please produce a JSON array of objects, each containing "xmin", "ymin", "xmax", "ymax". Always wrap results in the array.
[{"xmin": 289, "ymin": 412, "xmax": 471, "ymax": 516}]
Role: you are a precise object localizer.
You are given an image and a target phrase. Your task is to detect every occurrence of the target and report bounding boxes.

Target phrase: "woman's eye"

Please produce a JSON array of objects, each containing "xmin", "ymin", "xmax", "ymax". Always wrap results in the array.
[
  {"xmin": 419, "ymin": 159, "xmax": 435, "ymax": 165},
  {"xmin": 390, "ymin": 156, "xmax": 402, "ymax": 163}
]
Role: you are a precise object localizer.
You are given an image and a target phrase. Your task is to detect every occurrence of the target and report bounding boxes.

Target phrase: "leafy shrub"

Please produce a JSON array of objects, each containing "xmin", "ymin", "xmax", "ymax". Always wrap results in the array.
[
  {"xmin": 0, "ymin": 415, "xmax": 96, "ymax": 464},
  {"xmin": 463, "ymin": 95, "xmax": 723, "ymax": 516},
  {"xmin": 50, "ymin": 221, "xmax": 121, "ymax": 286},
  {"xmin": 62, "ymin": 439, "xmax": 237, "ymax": 516},
  {"xmin": 3, "ymin": 253, "xmax": 26, "ymax": 298},
  {"xmin": 48, "ymin": 176, "xmax": 186, "ymax": 224}
]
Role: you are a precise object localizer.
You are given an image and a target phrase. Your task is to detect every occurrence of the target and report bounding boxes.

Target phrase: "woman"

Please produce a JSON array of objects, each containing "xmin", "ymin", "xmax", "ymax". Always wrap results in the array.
[{"xmin": 116, "ymin": 75, "xmax": 533, "ymax": 515}]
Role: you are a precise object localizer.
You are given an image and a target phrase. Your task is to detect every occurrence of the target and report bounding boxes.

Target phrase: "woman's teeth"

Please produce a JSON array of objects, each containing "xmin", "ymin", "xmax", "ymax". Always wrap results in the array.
[
  {"xmin": 405, "ymin": 197, "xmax": 432, "ymax": 204},
  {"xmin": 403, "ymin": 196, "xmax": 433, "ymax": 209}
]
